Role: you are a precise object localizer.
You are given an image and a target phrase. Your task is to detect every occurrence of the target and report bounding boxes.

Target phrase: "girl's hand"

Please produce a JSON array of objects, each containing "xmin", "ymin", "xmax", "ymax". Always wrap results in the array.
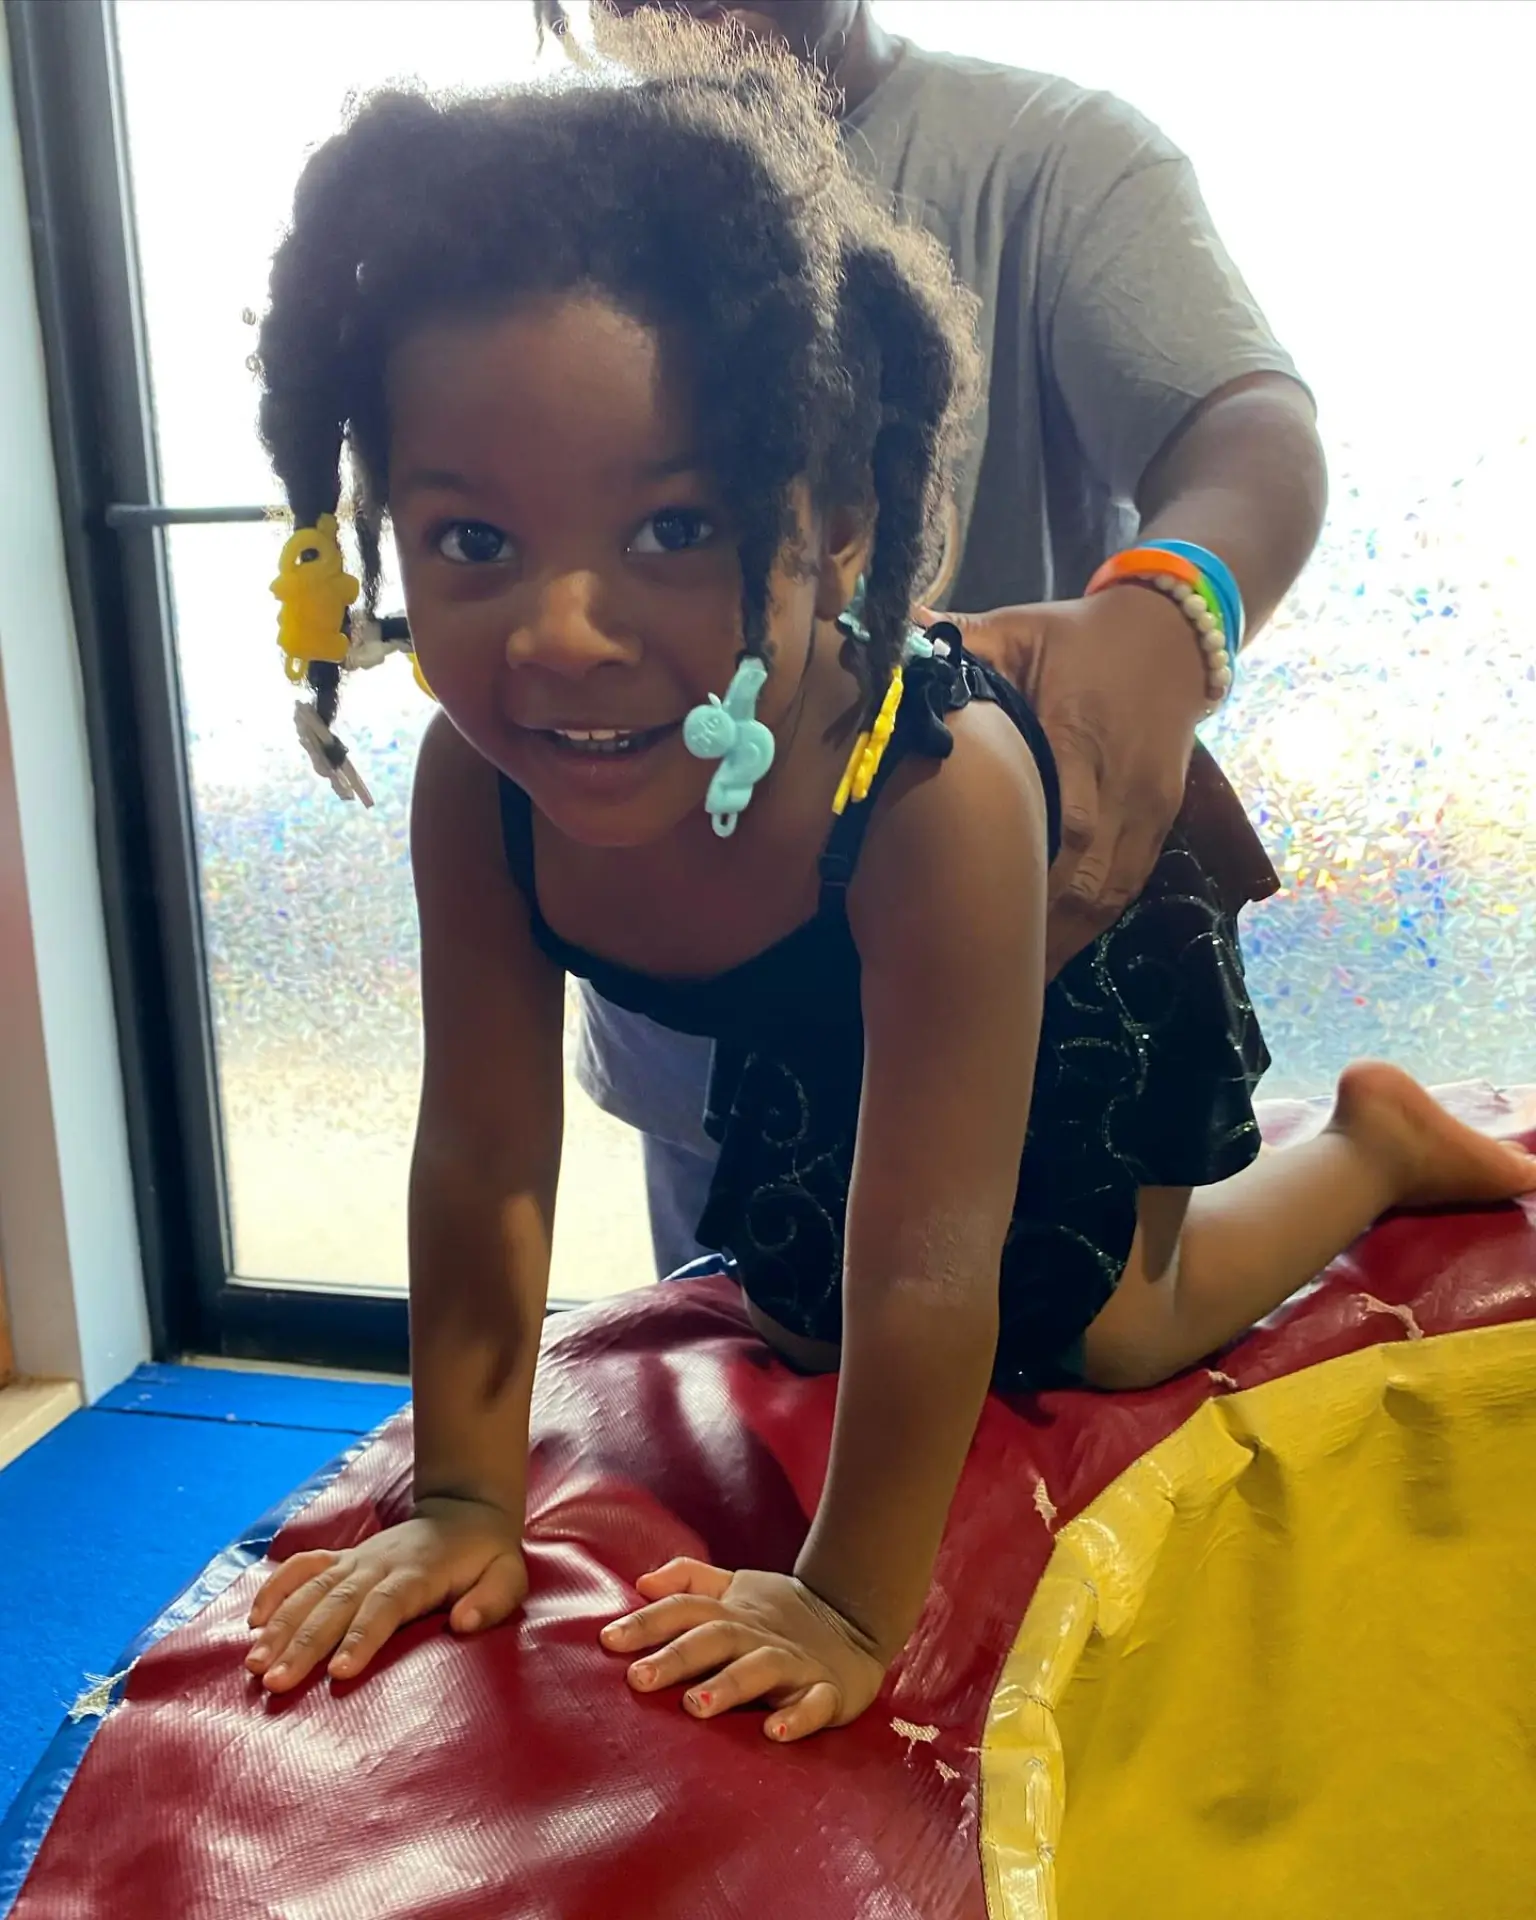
[
  {"xmin": 600, "ymin": 1558, "xmax": 887, "ymax": 1742},
  {"xmin": 245, "ymin": 1495, "xmax": 527, "ymax": 1692}
]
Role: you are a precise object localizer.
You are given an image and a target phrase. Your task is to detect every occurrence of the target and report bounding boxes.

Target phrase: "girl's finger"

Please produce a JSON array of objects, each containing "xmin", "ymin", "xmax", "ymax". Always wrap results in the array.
[
  {"xmin": 326, "ymin": 1570, "xmax": 435, "ymax": 1679},
  {"xmin": 448, "ymin": 1551, "xmax": 527, "ymax": 1635},
  {"xmin": 684, "ymin": 1645, "xmax": 800, "ymax": 1719},
  {"xmin": 765, "ymin": 1680, "xmax": 841, "ymax": 1744},
  {"xmin": 633, "ymin": 1558, "xmax": 732, "ymax": 1601},
  {"xmin": 246, "ymin": 1562, "xmax": 355, "ymax": 1673},
  {"xmin": 625, "ymin": 1617, "xmax": 760, "ymax": 1693},
  {"xmin": 246, "ymin": 1549, "xmax": 341, "ymax": 1629},
  {"xmin": 600, "ymin": 1592, "xmax": 722, "ymax": 1653},
  {"xmin": 259, "ymin": 1576, "xmax": 386, "ymax": 1692}
]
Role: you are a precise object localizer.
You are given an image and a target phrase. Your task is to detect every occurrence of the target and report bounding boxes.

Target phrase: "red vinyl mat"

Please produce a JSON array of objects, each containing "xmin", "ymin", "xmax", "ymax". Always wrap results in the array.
[{"xmin": 9, "ymin": 1089, "xmax": 1536, "ymax": 1919}]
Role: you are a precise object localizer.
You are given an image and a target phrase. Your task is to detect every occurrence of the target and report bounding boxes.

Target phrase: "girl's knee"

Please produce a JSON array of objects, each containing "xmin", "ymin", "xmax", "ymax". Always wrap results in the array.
[
  {"xmin": 1077, "ymin": 1186, "xmax": 1194, "ymax": 1390},
  {"xmin": 1079, "ymin": 1317, "xmax": 1177, "ymax": 1392}
]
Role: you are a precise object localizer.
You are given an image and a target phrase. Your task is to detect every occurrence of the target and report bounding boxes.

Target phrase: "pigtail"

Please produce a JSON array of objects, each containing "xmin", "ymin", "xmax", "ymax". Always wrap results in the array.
[
  {"xmin": 257, "ymin": 101, "xmax": 446, "ymax": 803},
  {"xmin": 838, "ymin": 242, "xmax": 977, "ymax": 710}
]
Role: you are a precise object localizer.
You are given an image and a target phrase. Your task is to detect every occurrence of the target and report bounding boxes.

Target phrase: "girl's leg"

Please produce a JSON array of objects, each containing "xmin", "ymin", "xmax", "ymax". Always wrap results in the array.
[{"xmin": 1082, "ymin": 1061, "xmax": 1536, "ymax": 1391}]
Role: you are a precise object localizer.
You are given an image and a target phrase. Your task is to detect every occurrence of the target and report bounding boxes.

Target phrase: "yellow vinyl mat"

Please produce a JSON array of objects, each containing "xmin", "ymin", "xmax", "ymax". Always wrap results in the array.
[{"xmin": 981, "ymin": 1321, "xmax": 1536, "ymax": 1919}]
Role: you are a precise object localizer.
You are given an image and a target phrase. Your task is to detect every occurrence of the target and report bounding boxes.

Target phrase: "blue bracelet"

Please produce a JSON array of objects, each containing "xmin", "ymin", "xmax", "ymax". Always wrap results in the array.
[{"xmin": 1150, "ymin": 539, "xmax": 1244, "ymax": 665}]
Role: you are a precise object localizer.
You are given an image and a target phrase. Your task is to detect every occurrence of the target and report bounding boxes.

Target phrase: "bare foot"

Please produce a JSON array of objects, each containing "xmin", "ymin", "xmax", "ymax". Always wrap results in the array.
[{"xmin": 1329, "ymin": 1061, "xmax": 1536, "ymax": 1211}]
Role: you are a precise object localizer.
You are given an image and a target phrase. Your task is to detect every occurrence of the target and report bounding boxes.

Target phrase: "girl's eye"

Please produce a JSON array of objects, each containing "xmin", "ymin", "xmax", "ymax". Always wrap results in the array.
[
  {"xmin": 630, "ymin": 508, "xmax": 716, "ymax": 557},
  {"xmin": 436, "ymin": 520, "xmax": 513, "ymax": 565}
]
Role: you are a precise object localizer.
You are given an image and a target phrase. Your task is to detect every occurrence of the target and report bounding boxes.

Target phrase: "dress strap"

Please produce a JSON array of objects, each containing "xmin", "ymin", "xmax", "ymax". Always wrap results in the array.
[
  {"xmin": 817, "ymin": 773, "xmax": 887, "ymax": 906},
  {"xmin": 815, "ymin": 645, "xmax": 1063, "ymax": 915},
  {"xmin": 498, "ymin": 774, "xmax": 538, "ymax": 898},
  {"xmin": 498, "ymin": 775, "xmax": 568, "ymax": 960}
]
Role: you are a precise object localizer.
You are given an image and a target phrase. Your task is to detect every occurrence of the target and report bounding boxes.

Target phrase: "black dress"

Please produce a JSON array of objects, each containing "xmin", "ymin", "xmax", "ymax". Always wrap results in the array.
[{"xmin": 499, "ymin": 648, "xmax": 1270, "ymax": 1390}]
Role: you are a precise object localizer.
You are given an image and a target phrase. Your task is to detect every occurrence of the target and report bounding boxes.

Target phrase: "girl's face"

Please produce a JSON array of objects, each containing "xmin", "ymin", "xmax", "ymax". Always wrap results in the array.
[{"xmin": 387, "ymin": 293, "xmax": 857, "ymax": 848}]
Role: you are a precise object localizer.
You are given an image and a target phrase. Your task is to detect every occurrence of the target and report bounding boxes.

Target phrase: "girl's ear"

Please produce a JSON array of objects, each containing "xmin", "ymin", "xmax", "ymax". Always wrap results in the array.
[{"xmin": 814, "ymin": 498, "xmax": 875, "ymax": 623}]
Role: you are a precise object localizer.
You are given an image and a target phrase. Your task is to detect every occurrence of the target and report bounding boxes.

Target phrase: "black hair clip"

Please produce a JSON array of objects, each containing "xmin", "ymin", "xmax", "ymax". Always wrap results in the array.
[{"xmin": 898, "ymin": 618, "xmax": 962, "ymax": 760}]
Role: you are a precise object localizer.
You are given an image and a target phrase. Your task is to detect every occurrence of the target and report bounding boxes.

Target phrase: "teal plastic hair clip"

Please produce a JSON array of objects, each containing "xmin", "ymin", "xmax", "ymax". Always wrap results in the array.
[
  {"xmin": 837, "ymin": 575, "xmax": 935, "ymax": 666},
  {"xmin": 835, "ymin": 573, "xmax": 870, "ymax": 647},
  {"xmin": 682, "ymin": 655, "xmax": 776, "ymax": 838}
]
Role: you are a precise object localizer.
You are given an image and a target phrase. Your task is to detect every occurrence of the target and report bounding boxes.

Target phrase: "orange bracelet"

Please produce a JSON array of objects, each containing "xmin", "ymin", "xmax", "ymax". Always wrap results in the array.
[{"xmin": 1086, "ymin": 547, "xmax": 1204, "ymax": 596}]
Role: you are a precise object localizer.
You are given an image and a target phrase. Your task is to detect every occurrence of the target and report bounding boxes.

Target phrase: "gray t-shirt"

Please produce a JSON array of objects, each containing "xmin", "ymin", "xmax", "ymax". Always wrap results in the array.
[
  {"xmin": 842, "ymin": 39, "xmax": 1299, "ymax": 613},
  {"xmin": 578, "ymin": 41, "xmax": 1299, "ymax": 1176}
]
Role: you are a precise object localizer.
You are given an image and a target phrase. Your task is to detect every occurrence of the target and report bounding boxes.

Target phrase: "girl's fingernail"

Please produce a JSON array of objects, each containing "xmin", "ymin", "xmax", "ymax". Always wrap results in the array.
[
  {"xmin": 770, "ymin": 1721, "xmax": 788, "ymax": 1740},
  {"xmin": 247, "ymin": 1648, "xmax": 270, "ymax": 1671},
  {"xmin": 632, "ymin": 1662, "xmax": 655, "ymax": 1685},
  {"xmin": 688, "ymin": 1690, "xmax": 711, "ymax": 1713}
]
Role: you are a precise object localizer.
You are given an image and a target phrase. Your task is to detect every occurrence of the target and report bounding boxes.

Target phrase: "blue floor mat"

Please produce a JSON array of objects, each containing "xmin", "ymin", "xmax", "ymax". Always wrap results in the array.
[{"xmin": 0, "ymin": 1365, "xmax": 409, "ymax": 1819}]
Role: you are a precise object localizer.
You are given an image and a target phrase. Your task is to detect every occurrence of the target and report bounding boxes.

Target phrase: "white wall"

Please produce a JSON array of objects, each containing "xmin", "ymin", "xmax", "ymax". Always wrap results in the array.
[{"xmin": 0, "ymin": 22, "xmax": 148, "ymax": 1399}]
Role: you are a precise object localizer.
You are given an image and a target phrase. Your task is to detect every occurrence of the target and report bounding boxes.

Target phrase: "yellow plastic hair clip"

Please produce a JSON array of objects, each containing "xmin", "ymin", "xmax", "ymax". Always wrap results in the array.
[
  {"xmin": 271, "ymin": 513, "xmax": 359, "ymax": 682},
  {"xmin": 831, "ymin": 664, "xmax": 905, "ymax": 816}
]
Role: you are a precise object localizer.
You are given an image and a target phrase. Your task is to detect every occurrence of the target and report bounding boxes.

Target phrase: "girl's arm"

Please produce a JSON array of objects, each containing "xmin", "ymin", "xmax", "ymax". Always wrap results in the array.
[
  {"xmin": 244, "ymin": 714, "xmax": 564, "ymax": 1691},
  {"xmin": 409, "ymin": 710, "xmax": 566, "ymax": 1520},
  {"xmin": 795, "ymin": 703, "xmax": 1049, "ymax": 1658},
  {"xmin": 600, "ymin": 705, "xmax": 1048, "ymax": 1738}
]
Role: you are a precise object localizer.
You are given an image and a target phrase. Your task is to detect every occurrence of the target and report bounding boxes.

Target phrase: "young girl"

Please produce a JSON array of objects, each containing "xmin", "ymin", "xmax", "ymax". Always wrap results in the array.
[{"xmin": 245, "ymin": 20, "xmax": 1536, "ymax": 1740}]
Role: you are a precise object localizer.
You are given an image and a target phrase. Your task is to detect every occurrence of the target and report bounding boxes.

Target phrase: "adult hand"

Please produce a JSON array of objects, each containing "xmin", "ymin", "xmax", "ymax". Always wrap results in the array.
[
  {"xmin": 245, "ymin": 1494, "xmax": 527, "ymax": 1691},
  {"xmin": 917, "ymin": 588, "xmax": 1208, "ymax": 976},
  {"xmin": 600, "ymin": 1558, "xmax": 887, "ymax": 1743}
]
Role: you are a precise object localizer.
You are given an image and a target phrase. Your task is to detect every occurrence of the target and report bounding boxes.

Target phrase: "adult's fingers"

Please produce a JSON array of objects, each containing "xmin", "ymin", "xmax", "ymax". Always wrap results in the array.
[
  {"xmin": 1046, "ymin": 737, "xmax": 1102, "ymax": 904},
  {"xmin": 1099, "ymin": 813, "xmax": 1168, "ymax": 922},
  {"xmin": 625, "ymin": 1618, "xmax": 759, "ymax": 1693},
  {"xmin": 247, "ymin": 1549, "xmax": 341, "ymax": 1629},
  {"xmin": 449, "ymin": 1550, "xmax": 527, "ymax": 1636},
  {"xmin": 767, "ymin": 1680, "xmax": 842, "ymax": 1744},
  {"xmin": 684, "ymin": 1645, "xmax": 803, "ymax": 1719},
  {"xmin": 633, "ymin": 1557, "xmax": 733, "ymax": 1603}
]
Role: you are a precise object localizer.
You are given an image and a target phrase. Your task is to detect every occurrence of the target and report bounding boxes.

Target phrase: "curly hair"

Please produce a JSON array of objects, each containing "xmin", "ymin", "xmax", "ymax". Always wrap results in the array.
[{"xmin": 254, "ymin": 11, "xmax": 979, "ymax": 741}]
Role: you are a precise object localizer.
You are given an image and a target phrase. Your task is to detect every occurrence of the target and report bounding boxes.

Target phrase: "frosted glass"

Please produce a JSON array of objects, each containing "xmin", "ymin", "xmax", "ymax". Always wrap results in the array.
[{"xmin": 115, "ymin": 1, "xmax": 1535, "ymax": 1300}]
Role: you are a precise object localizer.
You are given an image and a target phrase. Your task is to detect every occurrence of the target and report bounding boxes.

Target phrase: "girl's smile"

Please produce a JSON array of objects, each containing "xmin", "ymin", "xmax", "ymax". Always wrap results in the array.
[{"xmin": 512, "ymin": 716, "xmax": 686, "ymax": 807}]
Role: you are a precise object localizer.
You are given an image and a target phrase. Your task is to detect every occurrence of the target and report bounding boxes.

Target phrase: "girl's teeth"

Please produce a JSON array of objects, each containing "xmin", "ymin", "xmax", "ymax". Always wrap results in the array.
[{"xmin": 550, "ymin": 727, "xmax": 645, "ymax": 756}]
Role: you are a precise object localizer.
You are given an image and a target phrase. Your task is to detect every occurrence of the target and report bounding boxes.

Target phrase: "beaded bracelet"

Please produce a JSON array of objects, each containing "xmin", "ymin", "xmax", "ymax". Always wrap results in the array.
[
  {"xmin": 1150, "ymin": 538, "xmax": 1245, "ymax": 657},
  {"xmin": 1084, "ymin": 543, "xmax": 1239, "ymax": 707}
]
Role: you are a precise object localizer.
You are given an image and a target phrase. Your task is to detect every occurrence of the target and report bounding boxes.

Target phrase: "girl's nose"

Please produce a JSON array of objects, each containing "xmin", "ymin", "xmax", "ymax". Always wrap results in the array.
[{"xmin": 505, "ymin": 571, "xmax": 637, "ymax": 678}]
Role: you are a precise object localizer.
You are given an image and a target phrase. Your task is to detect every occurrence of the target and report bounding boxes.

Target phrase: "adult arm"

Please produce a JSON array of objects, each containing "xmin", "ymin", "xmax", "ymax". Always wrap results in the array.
[{"xmin": 947, "ymin": 120, "xmax": 1326, "ymax": 964}]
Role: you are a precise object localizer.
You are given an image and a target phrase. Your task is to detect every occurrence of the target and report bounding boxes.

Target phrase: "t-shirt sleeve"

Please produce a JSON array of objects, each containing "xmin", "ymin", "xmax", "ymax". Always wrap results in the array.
[{"xmin": 1037, "ymin": 101, "xmax": 1304, "ymax": 504}]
